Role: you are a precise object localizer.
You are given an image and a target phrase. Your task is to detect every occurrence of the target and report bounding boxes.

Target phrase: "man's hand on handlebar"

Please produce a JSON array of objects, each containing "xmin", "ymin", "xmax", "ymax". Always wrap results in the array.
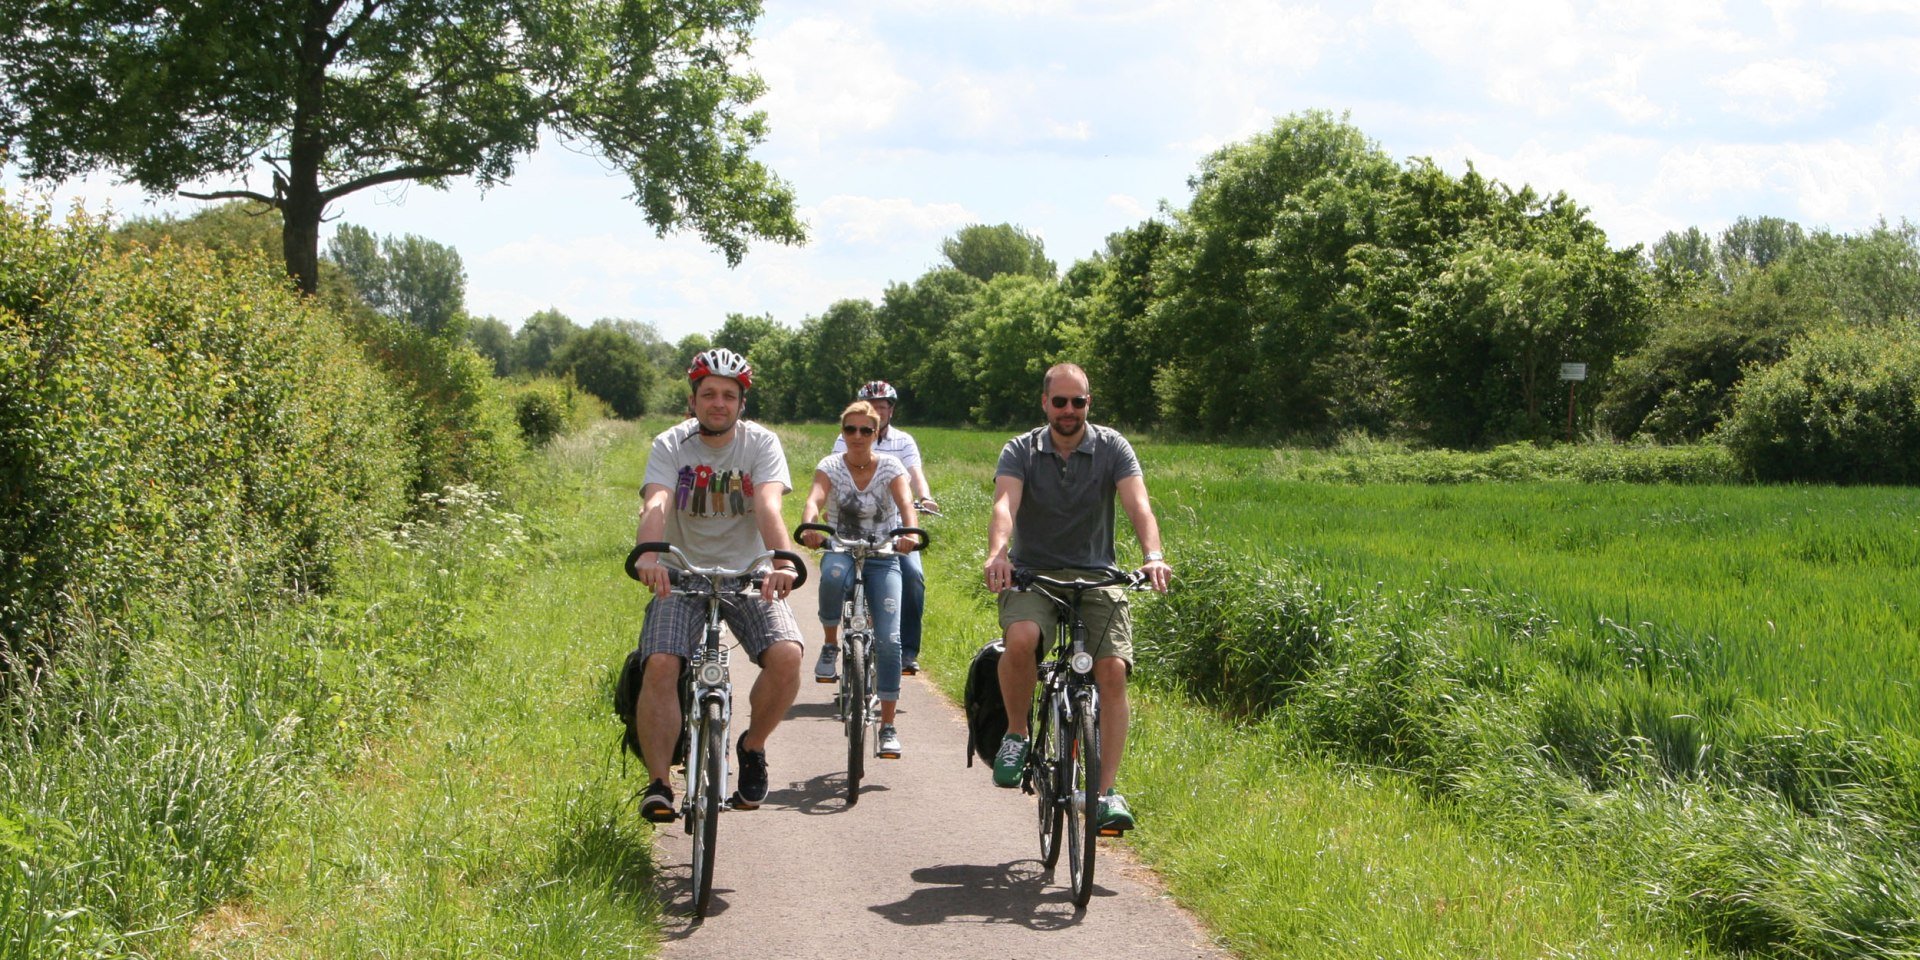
[
  {"xmin": 984, "ymin": 551, "xmax": 1015, "ymax": 593},
  {"xmin": 1140, "ymin": 557, "xmax": 1172, "ymax": 594},
  {"xmin": 762, "ymin": 565, "xmax": 798, "ymax": 601},
  {"xmin": 635, "ymin": 554, "xmax": 673, "ymax": 600}
]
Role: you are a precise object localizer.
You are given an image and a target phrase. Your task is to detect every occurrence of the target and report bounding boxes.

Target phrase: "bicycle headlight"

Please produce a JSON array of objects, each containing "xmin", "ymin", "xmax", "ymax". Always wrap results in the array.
[
  {"xmin": 698, "ymin": 661, "xmax": 727, "ymax": 686},
  {"xmin": 1071, "ymin": 651, "xmax": 1094, "ymax": 674}
]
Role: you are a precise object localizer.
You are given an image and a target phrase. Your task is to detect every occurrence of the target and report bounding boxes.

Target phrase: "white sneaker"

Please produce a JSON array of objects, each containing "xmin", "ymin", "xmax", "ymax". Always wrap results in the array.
[
  {"xmin": 878, "ymin": 725, "xmax": 903, "ymax": 758},
  {"xmin": 814, "ymin": 644, "xmax": 839, "ymax": 682}
]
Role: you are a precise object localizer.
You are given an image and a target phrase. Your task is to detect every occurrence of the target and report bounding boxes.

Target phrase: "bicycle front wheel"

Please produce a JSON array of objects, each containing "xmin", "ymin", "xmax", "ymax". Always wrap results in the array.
[
  {"xmin": 843, "ymin": 637, "xmax": 867, "ymax": 805},
  {"xmin": 1035, "ymin": 690, "xmax": 1064, "ymax": 868},
  {"xmin": 1065, "ymin": 695, "xmax": 1102, "ymax": 908},
  {"xmin": 690, "ymin": 700, "xmax": 724, "ymax": 917}
]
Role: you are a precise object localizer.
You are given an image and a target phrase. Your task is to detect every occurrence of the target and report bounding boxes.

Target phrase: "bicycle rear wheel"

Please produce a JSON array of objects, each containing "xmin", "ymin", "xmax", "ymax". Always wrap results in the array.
[
  {"xmin": 1064, "ymin": 694, "xmax": 1101, "ymax": 908},
  {"xmin": 843, "ymin": 637, "xmax": 867, "ymax": 805},
  {"xmin": 1035, "ymin": 688, "xmax": 1064, "ymax": 868},
  {"xmin": 689, "ymin": 700, "xmax": 724, "ymax": 917}
]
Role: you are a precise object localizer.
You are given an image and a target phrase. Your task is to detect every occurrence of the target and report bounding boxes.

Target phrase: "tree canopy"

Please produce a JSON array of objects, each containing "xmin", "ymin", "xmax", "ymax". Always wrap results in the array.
[{"xmin": 0, "ymin": 0, "xmax": 805, "ymax": 294}]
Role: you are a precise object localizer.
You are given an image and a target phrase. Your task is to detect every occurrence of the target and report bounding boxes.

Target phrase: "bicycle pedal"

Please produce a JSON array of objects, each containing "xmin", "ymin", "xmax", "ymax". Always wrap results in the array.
[
  {"xmin": 814, "ymin": 675, "xmax": 837, "ymax": 684},
  {"xmin": 1097, "ymin": 826, "xmax": 1129, "ymax": 838},
  {"xmin": 877, "ymin": 749, "xmax": 901, "ymax": 759}
]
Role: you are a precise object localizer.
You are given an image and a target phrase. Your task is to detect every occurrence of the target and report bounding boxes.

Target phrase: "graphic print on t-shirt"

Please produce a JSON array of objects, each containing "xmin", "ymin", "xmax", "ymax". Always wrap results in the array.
[{"xmin": 675, "ymin": 464, "xmax": 760, "ymax": 519}]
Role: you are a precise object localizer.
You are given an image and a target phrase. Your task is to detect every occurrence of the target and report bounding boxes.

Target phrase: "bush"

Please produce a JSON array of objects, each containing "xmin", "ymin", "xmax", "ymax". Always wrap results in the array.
[
  {"xmin": 506, "ymin": 377, "xmax": 607, "ymax": 446},
  {"xmin": 1721, "ymin": 321, "xmax": 1920, "ymax": 484},
  {"xmin": 342, "ymin": 309, "xmax": 525, "ymax": 501},
  {"xmin": 1, "ymin": 200, "xmax": 411, "ymax": 649}
]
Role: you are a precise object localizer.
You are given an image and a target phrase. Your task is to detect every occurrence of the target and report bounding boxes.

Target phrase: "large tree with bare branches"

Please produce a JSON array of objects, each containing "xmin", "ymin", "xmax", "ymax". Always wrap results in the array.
[{"xmin": 0, "ymin": 0, "xmax": 804, "ymax": 293}]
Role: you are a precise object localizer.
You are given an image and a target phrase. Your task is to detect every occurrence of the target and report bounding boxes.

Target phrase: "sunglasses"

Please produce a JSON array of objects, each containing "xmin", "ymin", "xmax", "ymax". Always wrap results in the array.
[
  {"xmin": 1048, "ymin": 395, "xmax": 1090, "ymax": 409},
  {"xmin": 841, "ymin": 424, "xmax": 876, "ymax": 436}
]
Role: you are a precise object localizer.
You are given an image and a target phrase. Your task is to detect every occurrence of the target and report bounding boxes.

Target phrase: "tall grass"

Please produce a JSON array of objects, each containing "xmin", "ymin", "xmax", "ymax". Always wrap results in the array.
[
  {"xmin": 0, "ymin": 484, "xmax": 536, "ymax": 958},
  {"xmin": 898, "ymin": 421, "xmax": 1920, "ymax": 957}
]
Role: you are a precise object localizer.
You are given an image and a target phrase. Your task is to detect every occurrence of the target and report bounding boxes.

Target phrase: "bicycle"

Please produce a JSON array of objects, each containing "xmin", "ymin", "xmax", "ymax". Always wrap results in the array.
[
  {"xmin": 1012, "ymin": 567, "xmax": 1149, "ymax": 909},
  {"xmin": 795, "ymin": 521, "xmax": 928, "ymax": 805},
  {"xmin": 624, "ymin": 541, "xmax": 808, "ymax": 918}
]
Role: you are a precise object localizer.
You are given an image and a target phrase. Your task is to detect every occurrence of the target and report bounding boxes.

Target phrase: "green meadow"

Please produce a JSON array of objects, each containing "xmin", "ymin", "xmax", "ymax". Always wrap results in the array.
[{"xmin": 859, "ymin": 421, "xmax": 1920, "ymax": 958}]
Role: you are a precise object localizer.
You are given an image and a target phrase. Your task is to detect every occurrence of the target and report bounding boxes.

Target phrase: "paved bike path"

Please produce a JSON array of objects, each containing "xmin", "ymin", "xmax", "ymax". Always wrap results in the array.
[{"xmin": 652, "ymin": 574, "xmax": 1226, "ymax": 957}]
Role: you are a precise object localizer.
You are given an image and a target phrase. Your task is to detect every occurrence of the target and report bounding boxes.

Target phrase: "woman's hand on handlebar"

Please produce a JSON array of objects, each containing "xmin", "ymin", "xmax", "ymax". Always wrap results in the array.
[{"xmin": 799, "ymin": 529, "xmax": 826, "ymax": 549}]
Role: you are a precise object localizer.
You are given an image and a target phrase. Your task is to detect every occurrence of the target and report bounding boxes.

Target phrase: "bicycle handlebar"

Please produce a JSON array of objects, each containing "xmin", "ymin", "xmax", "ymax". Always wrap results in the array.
[
  {"xmin": 625, "ymin": 541, "xmax": 809, "ymax": 589},
  {"xmin": 1011, "ymin": 568, "xmax": 1149, "ymax": 593},
  {"xmin": 794, "ymin": 521, "xmax": 930, "ymax": 555}
]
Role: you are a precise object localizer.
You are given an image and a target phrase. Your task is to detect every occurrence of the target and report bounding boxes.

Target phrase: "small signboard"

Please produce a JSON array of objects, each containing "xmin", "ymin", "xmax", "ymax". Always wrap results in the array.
[{"xmin": 1559, "ymin": 362, "xmax": 1588, "ymax": 381}]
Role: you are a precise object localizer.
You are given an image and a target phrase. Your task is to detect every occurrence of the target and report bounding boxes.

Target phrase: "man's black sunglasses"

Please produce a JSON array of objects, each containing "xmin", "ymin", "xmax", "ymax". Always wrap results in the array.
[
  {"xmin": 1049, "ymin": 395, "xmax": 1089, "ymax": 409},
  {"xmin": 841, "ymin": 424, "xmax": 876, "ymax": 436}
]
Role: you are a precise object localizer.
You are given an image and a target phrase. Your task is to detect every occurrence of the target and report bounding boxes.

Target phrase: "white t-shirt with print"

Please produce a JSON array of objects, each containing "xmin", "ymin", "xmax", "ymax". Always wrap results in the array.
[
  {"xmin": 642, "ymin": 419, "xmax": 791, "ymax": 570},
  {"xmin": 815, "ymin": 452, "xmax": 906, "ymax": 542}
]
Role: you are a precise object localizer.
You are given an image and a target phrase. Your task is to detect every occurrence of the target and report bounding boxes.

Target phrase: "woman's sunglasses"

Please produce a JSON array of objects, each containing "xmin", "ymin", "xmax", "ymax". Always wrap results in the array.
[
  {"xmin": 841, "ymin": 424, "xmax": 876, "ymax": 436},
  {"xmin": 1049, "ymin": 395, "xmax": 1090, "ymax": 409}
]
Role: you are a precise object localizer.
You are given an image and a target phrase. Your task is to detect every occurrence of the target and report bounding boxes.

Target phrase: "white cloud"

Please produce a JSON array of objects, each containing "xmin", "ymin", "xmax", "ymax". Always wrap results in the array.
[
  {"xmin": 811, "ymin": 195, "xmax": 974, "ymax": 244},
  {"xmin": 756, "ymin": 17, "xmax": 917, "ymax": 152},
  {"xmin": 1106, "ymin": 193, "xmax": 1149, "ymax": 220},
  {"xmin": 1710, "ymin": 58, "xmax": 1835, "ymax": 122}
]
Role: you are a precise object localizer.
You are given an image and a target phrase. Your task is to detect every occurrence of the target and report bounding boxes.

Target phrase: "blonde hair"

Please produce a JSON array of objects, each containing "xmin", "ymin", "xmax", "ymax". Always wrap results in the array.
[{"xmin": 840, "ymin": 400, "xmax": 880, "ymax": 426}]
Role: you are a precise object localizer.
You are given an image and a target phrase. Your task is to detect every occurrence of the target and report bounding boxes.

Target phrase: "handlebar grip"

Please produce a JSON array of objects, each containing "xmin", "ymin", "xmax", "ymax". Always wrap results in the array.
[
  {"xmin": 771, "ymin": 549, "xmax": 808, "ymax": 588},
  {"xmin": 889, "ymin": 526, "xmax": 930, "ymax": 551},
  {"xmin": 794, "ymin": 522, "xmax": 836, "ymax": 543},
  {"xmin": 626, "ymin": 542, "xmax": 673, "ymax": 581}
]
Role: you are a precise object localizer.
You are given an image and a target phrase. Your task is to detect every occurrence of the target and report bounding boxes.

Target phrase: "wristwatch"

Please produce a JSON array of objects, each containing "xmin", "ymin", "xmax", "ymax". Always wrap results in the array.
[{"xmin": 1143, "ymin": 550, "xmax": 1164, "ymax": 563}]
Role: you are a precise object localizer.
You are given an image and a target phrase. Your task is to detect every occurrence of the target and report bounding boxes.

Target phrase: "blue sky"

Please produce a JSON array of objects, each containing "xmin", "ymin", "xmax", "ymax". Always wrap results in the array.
[{"xmin": 8, "ymin": 0, "xmax": 1920, "ymax": 342}]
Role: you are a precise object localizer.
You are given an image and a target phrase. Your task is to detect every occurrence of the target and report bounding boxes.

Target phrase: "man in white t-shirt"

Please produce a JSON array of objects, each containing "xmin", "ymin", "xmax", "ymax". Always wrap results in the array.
[
  {"xmin": 827, "ymin": 379, "xmax": 937, "ymax": 677},
  {"xmin": 630, "ymin": 348, "xmax": 804, "ymax": 823}
]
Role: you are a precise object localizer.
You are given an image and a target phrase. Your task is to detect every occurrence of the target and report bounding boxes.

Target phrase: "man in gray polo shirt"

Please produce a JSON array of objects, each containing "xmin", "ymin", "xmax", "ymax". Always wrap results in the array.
[{"xmin": 983, "ymin": 362, "xmax": 1172, "ymax": 832}]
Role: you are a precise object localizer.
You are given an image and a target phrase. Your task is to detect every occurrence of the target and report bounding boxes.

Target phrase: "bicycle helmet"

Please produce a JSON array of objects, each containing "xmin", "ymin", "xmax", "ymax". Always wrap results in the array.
[
  {"xmin": 856, "ymin": 380, "xmax": 898, "ymax": 402},
  {"xmin": 688, "ymin": 347, "xmax": 753, "ymax": 390}
]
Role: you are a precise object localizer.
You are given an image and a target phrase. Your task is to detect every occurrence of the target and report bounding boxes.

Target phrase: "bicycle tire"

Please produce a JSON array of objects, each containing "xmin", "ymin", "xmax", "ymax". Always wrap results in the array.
[
  {"xmin": 1065, "ymin": 694, "xmax": 1101, "ymax": 908},
  {"xmin": 690, "ymin": 699, "xmax": 724, "ymax": 917},
  {"xmin": 1035, "ymin": 685, "xmax": 1064, "ymax": 868},
  {"xmin": 844, "ymin": 636, "xmax": 867, "ymax": 805}
]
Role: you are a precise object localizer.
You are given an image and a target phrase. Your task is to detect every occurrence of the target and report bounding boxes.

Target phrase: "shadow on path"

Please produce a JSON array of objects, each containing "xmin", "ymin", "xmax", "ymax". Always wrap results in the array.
[{"xmin": 869, "ymin": 860, "xmax": 1116, "ymax": 930}]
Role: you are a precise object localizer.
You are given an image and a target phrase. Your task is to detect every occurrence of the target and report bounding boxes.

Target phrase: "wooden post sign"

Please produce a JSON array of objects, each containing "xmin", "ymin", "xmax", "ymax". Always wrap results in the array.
[{"xmin": 1560, "ymin": 362, "xmax": 1586, "ymax": 440}]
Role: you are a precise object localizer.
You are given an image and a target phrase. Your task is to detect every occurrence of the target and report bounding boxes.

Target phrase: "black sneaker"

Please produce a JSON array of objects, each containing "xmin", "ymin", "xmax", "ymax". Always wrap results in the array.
[
  {"xmin": 901, "ymin": 657, "xmax": 920, "ymax": 676},
  {"xmin": 640, "ymin": 779, "xmax": 676, "ymax": 823},
  {"xmin": 735, "ymin": 732, "xmax": 769, "ymax": 809}
]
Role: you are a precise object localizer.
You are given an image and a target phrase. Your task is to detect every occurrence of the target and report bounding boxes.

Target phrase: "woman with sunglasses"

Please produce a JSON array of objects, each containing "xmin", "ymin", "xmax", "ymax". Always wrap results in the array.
[{"xmin": 797, "ymin": 401, "xmax": 921, "ymax": 756}]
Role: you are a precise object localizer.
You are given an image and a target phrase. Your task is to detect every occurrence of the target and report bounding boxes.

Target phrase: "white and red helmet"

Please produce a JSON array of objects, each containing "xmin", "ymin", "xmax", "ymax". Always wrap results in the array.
[
  {"xmin": 856, "ymin": 380, "xmax": 898, "ymax": 402},
  {"xmin": 688, "ymin": 348, "xmax": 752, "ymax": 390}
]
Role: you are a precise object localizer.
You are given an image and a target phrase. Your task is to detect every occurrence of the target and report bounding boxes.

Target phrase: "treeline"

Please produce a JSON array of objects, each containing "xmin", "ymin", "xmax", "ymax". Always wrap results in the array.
[{"xmin": 613, "ymin": 110, "xmax": 1916, "ymax": 483}]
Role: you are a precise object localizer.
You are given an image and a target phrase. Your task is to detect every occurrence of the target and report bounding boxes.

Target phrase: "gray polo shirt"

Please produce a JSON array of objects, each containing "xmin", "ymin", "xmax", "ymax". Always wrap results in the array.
[{"xmin": 995, "ymin": 424, "xmax": 1142, "ymax": 570}]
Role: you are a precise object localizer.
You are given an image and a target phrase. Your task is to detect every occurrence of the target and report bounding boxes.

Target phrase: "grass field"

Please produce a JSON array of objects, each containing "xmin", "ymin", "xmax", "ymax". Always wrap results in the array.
[{"xmin": 817, "ymin": 419, "xmax": 1920, "ymax": 958}]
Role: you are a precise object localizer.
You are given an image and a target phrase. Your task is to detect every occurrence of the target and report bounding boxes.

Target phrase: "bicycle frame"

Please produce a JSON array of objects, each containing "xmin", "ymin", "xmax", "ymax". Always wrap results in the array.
[
  {"xmin": 1013, "ymin": 567, "xmax": 1145, "ymax": 909},
  {"xmin": 625, "ymin": 540, "xmax": 807, "ymax": 918},
  {"xmin": 795, "ymin": 522, "xmax": 929, "ymax": 804}
]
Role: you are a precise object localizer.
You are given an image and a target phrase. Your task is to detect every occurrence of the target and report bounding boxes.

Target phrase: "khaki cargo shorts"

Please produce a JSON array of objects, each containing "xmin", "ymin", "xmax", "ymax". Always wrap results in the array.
[{"xmin": 997, "ymin": 567, "xmax": 1133, "ymax": 667}]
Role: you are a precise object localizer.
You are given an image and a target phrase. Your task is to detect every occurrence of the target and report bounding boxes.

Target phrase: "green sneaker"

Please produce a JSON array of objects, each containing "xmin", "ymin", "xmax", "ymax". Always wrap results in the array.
[
  {"xmin": 991, "ymin": 734, "xmax": 1029, "ymax": 788},
  {"xmin": 1097, "ymin": 789, "xmax": 1135, "ymax": 833}
]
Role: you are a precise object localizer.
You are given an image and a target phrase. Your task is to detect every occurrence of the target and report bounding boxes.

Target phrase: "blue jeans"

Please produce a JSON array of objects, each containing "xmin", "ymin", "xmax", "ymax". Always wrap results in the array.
[
  {"xmin": 900, "ymin": 549, "xmax": 924, "ymax": 661},
  {"xmin": 818, "ymin": 553, "xmax": 903, "ymax": 701}
]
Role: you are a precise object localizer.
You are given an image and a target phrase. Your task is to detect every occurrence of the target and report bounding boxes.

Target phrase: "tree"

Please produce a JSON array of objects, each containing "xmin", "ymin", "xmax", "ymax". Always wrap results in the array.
[
  {"xmin": 327, "ymin": 225, "xmax": 467, "ymax": 334},
  {"xmin": 466, "ymin": 317, "xmax": 517, "ymax": 377},
  {"xmin": 955, "ymin": 275, "xmax": 1075, "ymax": 426},
  {"xmin": 1069, "ymin": 220, "xmax": 1170, "ymax": 428},
  {"xmin": 709, "ymin": 313, "xmax": 776, "ymax": 358},
  {"xmin": 941, "ymin": 224, "xmax": 1056, "ymax": 282},
  {"xmin": 876, "ymin": 268, "xmax": 981, "ymax": 422},
  {"xmin": 552, "ymin": 320, "xmax": 655, "ymax": 418},
  {"xmin": 515, "ymin": 309, "xmax": 579, "ymax": 377},
  {"xmin": 0, "ymin": 0, "xmax": 805, "ymax": 294},
  {"xmin": 1150, "ymin": 110, "xmax": 1399, "ymax": 435}
]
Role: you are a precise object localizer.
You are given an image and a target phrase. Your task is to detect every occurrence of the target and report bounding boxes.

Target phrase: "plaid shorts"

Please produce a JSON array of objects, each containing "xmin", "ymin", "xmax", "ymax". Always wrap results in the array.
[{"xmin": 638, "ymin": 591, "xmax": 803, "ymax": 664}]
